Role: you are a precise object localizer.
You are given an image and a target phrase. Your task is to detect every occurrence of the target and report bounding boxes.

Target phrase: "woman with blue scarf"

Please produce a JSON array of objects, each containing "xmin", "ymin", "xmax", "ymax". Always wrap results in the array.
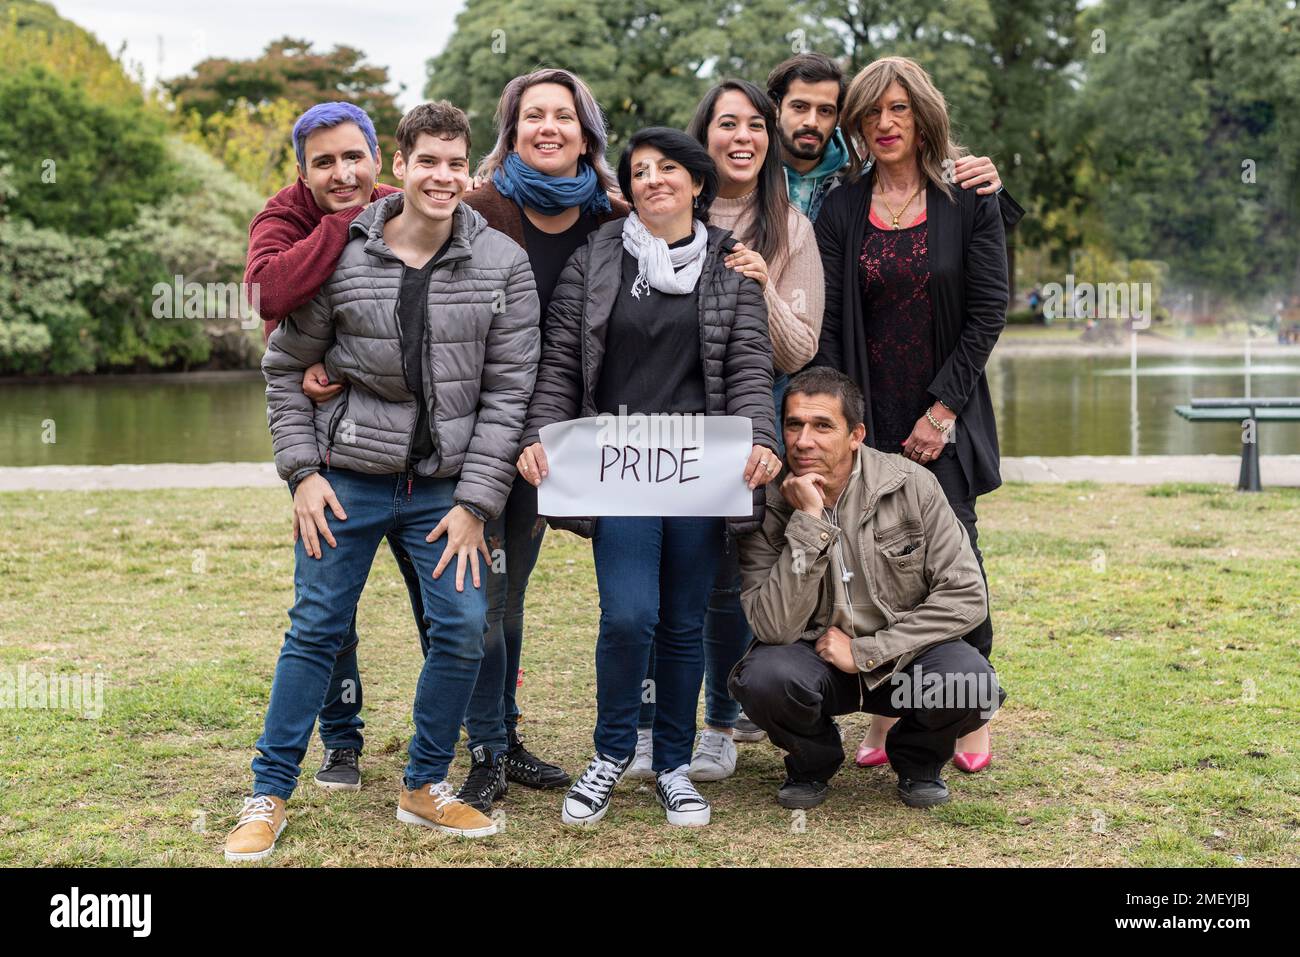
[{"xmin": 452, "ymin": 69, "xmax": 630, "ymax": 815}]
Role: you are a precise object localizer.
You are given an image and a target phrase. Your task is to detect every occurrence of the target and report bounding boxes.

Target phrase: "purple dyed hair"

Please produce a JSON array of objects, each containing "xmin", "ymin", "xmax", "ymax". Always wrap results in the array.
[{"xmin": 292, "ymin": 101, "xmax": 379, "ymax": 170}]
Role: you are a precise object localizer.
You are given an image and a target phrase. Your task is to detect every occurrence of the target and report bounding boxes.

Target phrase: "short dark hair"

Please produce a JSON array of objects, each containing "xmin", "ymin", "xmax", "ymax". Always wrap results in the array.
[
  {"xmin": 783, "ymin": 367, "xmax": 865, "ymax": 430},
  {"xmin": 395, "ymin": 100, "xmax": 471, "ymax": 159},
  {"xmin": 766, "ymin": 53, "xmax": 847, "ymax": 115},
  {"xmin": 617, "ymin": 126, "xmax": 719, "ymax": 221}
]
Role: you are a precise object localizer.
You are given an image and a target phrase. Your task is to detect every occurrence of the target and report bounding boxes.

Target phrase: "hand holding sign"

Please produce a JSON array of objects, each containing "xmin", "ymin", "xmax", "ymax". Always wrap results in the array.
[
  {"xmin": 517, "ymin": 443, "xmax": 548, "ymax": 487},
  {"xmin": 743, "ymin": 444, "xmax": 782, "ymax": 490}
]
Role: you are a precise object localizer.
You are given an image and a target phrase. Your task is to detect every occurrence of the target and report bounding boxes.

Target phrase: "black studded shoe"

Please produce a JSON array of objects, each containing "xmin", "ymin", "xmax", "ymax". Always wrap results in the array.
[{"xmin": 502, "ymin": 728, "xmax": 571, "ymax": 789}]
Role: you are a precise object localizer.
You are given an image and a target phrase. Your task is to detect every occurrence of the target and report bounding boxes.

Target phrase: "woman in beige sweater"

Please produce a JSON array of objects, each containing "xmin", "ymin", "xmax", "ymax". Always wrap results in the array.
[
  {"xmin": 628, "ymin": 79, "xmax": 825, "ymax": 784},
  {"xmin": 695, "ymin": 82, "xmax": 825, "ymax": 376}
]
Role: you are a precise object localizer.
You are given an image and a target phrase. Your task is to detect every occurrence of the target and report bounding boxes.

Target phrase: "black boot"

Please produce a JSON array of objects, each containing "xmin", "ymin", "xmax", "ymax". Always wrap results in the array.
[
  {"xmin": 456, "ymin": 745, "xmax": 507, "ymax": 813},
  {"xmin": 503, "ymin": 728, "xmax": 571, "ymax": 789}
]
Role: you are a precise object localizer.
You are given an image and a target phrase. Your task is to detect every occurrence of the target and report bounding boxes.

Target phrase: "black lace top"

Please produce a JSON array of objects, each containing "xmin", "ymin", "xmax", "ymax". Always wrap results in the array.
[{"xmin": 859, "ymin": 209, "xmax": 934, "ymax": 453}]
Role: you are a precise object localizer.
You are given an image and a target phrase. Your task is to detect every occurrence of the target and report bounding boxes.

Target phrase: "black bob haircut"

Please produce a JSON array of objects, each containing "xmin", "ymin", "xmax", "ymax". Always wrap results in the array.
[{"xmin": 617, "ymin": 126, "xmax": 719, "ymax": 222}]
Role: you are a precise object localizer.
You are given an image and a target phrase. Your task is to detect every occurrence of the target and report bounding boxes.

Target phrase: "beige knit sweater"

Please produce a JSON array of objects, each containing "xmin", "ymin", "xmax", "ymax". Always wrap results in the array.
[{"xmin": 708, "ymin": 191, "xmax": 825, "ymax": 374}]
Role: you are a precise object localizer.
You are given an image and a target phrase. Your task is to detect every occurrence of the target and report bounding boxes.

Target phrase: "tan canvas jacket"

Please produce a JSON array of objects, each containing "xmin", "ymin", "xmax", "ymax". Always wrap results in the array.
[{"xmin": 738, "ymin": 445, "xmax": 987, "ymax": 691}]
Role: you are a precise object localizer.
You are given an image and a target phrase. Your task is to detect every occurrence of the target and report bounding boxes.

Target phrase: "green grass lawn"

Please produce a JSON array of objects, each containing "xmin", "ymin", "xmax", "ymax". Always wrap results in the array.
[{"xmin": 1, "ymin": 481, "xmax": 1297, "ymax": 867}]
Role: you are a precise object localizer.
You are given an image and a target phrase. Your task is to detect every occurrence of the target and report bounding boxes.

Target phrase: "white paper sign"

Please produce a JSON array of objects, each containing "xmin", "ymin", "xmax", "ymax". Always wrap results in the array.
[{"xmin": 537, "ymin": 414, "xmax": 755, "ymax": 517}]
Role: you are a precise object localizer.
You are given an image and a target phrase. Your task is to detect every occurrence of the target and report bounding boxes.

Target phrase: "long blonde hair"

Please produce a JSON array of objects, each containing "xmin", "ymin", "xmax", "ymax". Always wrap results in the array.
[{"xmin": 840, "ymin": 56, "xmax": 967, "ymax": 200}]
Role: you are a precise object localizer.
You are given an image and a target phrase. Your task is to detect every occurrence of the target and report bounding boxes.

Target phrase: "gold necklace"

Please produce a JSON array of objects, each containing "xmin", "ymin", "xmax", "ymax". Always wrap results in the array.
[{"xmin": 876, "ymin": 180, "xmax": 923, "ymax": 230}]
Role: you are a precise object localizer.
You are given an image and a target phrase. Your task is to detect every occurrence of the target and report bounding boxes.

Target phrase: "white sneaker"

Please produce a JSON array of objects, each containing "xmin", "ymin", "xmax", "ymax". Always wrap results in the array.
[
  {"xmin": 655, "ymin": 765, "xmax": 711, "ymax": 826},
  {"xmin": 625, "ymin": 727, "xmax": 654, "ymax": 780},
  {"xmin": 561, "ymin": 752, "xmax": 630, "ymax": 826},
  {"xmin": 687, "ymin": 728, "xmax": 737, "ymax": 781}
]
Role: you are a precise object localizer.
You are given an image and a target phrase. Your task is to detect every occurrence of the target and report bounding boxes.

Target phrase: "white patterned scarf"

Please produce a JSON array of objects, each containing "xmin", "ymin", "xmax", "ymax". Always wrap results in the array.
[{"xmin": 620, "ymin": 212, "xmax": 709, "ymax": 298}]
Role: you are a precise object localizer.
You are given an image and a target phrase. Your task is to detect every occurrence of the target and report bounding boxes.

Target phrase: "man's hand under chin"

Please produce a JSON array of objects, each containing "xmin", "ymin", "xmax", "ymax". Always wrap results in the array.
[{"xmin": 781, "ymin": 470, "xmax": 827, "ymax": 518}]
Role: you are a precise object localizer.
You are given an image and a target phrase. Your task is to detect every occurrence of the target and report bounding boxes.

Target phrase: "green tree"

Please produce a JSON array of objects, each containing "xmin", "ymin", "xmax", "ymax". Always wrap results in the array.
[
  {"xmin": 424, "ymin": 0, "xmax": 839, "ymax": 164},
  {"xmin": 1071, "ymin": 0, "xmax": 1300, "ymax": 301},
  {"xmin": 0, "ymin": 65, "xmax": 175, "ymax": 236},
  {"xmin": 167, "ymin": 37, "xmax": 404, "ymax": 179}
]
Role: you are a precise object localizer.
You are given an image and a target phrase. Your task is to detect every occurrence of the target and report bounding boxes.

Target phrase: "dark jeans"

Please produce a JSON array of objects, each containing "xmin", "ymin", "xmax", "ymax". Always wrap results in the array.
[
  {"xmin": 928, "ymin": 447, "xmax": 992, "ymax": 660},
  {"xmin": 639, "ymin": 373, "xmax": 789, "ymax": 733},
  {"xmin": 251, "ymin": 469, "xmax": 488, "ymax": 799},
  {"xmin": 730, "ymin": 638, "xmax": 1004, "ymax": 783},
  {"xmin": 465, "ymin": 474, "xmax": 547, "ymax": 755},
  {"xmin": 592, "ymin": 516, "xmax": 724, "ymax": 772},
  {"xmin": 315, "ymin": 538, "xmax": 428, "ymax": 753}
]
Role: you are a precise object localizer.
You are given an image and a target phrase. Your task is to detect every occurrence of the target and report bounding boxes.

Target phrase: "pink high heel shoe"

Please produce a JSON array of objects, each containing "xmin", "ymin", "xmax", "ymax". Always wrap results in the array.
[
  {"xmin": 952, "ymin": 752, "xmax": 991, "ymax": 773},
  {"xmin": 854, "ymin": 744, "xmax": 889, "ymax": 767}
]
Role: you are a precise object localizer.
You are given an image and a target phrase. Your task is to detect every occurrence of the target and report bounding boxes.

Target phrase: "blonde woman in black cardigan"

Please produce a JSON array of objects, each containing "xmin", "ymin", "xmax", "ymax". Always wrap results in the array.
[{"xmin": 812, "ymin": 56, "xmax": 1011, "ymax": 774}]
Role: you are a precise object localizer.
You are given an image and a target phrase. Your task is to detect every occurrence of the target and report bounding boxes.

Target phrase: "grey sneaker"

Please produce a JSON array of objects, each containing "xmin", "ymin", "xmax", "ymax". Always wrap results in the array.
[
  {"xmin": 687, "ymin": 728, "xmax": 737, "ymax": 782},
  {"xmin": 625, "ymin": 726, "xmax": 655, "ymax": 780},
  {"xmin": 732, "ymin": 713, "xmax": 767, "ymax": 743},
  {"xmin": 314, "ymin": 748, "xmax": 361, "ymax": 792}
]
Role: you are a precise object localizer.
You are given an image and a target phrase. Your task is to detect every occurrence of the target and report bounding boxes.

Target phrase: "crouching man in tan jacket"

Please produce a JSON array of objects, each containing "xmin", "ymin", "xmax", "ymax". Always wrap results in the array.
[{"xmin": 730, "ymin": 368, "xmax": 1005, "ymax": 810}]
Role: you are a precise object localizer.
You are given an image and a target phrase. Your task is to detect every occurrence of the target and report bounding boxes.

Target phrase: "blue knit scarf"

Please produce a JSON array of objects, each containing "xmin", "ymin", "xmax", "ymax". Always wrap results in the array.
[{"xmin": 491, "ymin": 151, "xmax": 611, "ymax": 216}]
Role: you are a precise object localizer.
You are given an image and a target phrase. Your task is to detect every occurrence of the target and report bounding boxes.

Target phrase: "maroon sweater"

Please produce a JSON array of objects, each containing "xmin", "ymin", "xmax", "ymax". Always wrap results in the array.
[{"xmin": 244, "ymin": 179, "xmax": 402, "ymax": 340}]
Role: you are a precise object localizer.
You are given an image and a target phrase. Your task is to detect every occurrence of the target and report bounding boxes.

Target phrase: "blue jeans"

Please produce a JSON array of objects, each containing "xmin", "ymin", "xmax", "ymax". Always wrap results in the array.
[
  {"xmin": 593, "ymin": 516, "xmax": 723, "ymax": 772},
  {"xmin": 464, "ymin": 474, "xmax": 546, "ymax": 755},
  {"xmin": 251, "ymin": 469, "xmax": 488, "ymax": 799},
  {"xmin": 315, "ymin": 538, "xmax": 428, "ymax": 753},
  {"xmin": 639, "ymin": 373, "xmax": 788, "ymax": 732}
]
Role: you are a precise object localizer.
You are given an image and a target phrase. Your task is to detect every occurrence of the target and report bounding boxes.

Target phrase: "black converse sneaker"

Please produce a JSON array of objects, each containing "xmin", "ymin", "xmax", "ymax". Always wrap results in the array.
[
  {"xmin": 456, "ymin": 745, "xmax": 508, "ymax": 813},
  {"xmin": 561, "ymin": 752, "xmax": 631, "ymax": 826},
  {"xmin": 503, "ymin": 728, "xmax": 571, "ymax": 789},
  {"xmin": 654, "ymin": 764, "xmax": 711, "ymax": 826},
  {"xmin": 313, "ymin": 748, "xmax": 361, "ymax": 792}
]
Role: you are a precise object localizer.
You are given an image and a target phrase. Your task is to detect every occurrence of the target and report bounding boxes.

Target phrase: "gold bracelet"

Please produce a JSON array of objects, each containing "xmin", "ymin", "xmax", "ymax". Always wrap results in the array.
[{"xmin": 925, "ymin": 406, "xmax": 951, "ymax": 433}]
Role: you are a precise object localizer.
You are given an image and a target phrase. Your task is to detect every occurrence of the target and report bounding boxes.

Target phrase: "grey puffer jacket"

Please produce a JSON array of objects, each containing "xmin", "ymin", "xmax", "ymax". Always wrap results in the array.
[
  {"xmin": 262, "ymin": 194, "xmax": 540, "ymax": 520},
  {"xmin": 519, "ymin": 216, "xmax": 777, "ymax": 538}
]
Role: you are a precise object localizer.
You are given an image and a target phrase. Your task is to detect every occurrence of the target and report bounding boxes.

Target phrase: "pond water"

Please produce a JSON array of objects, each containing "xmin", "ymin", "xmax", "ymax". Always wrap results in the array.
[{"xmin": 2, "ymin": 354, "xmax": 1298, "ymax": 467}]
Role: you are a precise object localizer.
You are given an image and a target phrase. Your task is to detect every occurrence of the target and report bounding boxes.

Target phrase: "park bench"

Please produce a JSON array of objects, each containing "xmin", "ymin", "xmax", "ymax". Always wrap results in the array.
[{"xmin": 1174, "ymin": 397, "xmax": 1300, "ymax": 491}]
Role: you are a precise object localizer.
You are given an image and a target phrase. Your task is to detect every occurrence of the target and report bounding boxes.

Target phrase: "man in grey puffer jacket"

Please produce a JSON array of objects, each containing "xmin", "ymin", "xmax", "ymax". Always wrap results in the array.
[{"xmin": 226, "ymin": 102, "xmax": 539, "ymax": 861}]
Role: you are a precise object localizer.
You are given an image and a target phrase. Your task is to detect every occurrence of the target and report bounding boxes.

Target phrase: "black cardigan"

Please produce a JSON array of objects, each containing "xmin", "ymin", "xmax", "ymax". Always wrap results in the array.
[{"xmin": 811, "ymin": 171, "xmax": 1012, "ymax": 498}]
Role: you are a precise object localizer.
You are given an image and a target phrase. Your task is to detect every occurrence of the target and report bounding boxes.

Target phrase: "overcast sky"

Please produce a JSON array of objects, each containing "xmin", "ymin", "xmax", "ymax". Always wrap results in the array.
[{"xmin": 53, "ymin": 0, "xmax": 467, "ymax": 109}]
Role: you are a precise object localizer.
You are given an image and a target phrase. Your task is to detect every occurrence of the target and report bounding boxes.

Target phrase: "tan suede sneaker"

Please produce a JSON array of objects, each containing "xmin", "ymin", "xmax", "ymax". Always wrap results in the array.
[
  {"xmin": 224, "ymin": 795, "xmax": 287, "ymax": 862},
  {"xmin": 398, "ymin": 780, "xmax": 499, "ymax": 837}
]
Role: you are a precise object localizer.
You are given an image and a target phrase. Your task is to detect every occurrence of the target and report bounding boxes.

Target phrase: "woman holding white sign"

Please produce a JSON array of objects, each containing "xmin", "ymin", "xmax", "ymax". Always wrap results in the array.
[
  {"xmin": 516, "ymin": 127, "xmax": 779, "ymax": 828},
  {"xmin": 634, "ymin": 80, "xmax": 827, "ymax": 781}
]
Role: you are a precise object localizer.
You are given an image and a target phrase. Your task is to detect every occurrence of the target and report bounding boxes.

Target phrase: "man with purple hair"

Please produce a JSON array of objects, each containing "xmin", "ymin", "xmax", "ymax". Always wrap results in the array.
[{"xmin": 241, "ymin": 102, "xmax": 421, "ymax": 797}]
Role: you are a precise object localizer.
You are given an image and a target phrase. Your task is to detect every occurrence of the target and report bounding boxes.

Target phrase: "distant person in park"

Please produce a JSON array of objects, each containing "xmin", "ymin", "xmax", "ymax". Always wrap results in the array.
[
  {"xmin": 224, "ymin": 101, "xmax": 539, "ymax": 861},
  {"xmin": 516, "ymin": 127, "xmax": 778, "ymax": 828},
  {"xmin": 631, "ymin": 79, "xmax": 825, "ymax": 784},
  {"xmin": 447, "ymin": 68, "xmax": 631, "ymax": 813},
  {"xmin": 765, "ymin": 53, "xmax": 1017, "ymax": 224},
  {"xmin": 241, "ymin": 102, "xmax": 419, "ymax": 795},
  {"xmin": 810, "ymin": 56, "xmax": 1010, "ymax": 774},
  {"xmin": 731, "ymin": 367, "xmax": 1005, "ymax": 810}
]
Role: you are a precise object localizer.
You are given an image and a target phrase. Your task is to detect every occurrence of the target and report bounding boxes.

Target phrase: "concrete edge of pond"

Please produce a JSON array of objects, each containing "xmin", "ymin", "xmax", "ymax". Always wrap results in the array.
[{"xmin": 2, "ymin": 456, "xmax": 1299, "ymax": 492}]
